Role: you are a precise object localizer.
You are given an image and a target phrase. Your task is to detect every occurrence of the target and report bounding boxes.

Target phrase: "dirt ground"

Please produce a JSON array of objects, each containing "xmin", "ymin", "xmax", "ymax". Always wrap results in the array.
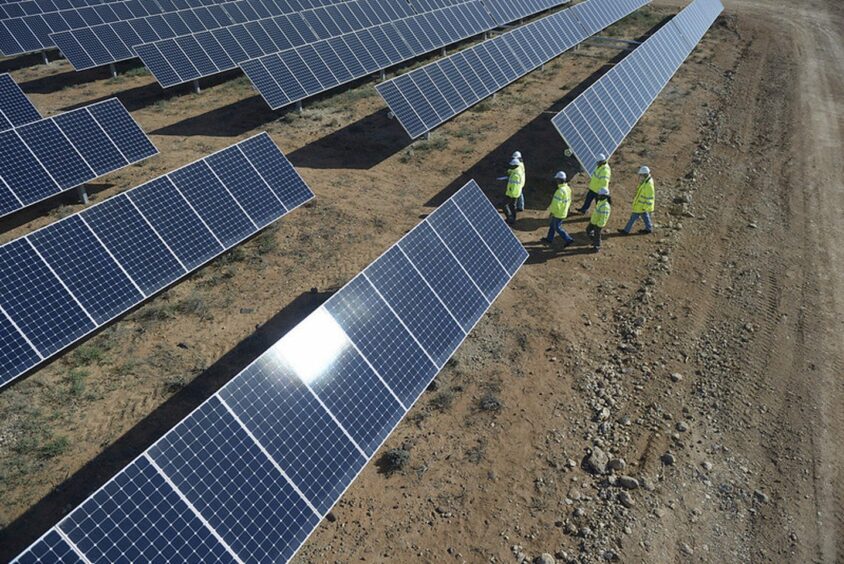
[{"xmin": 0, "ymin": 0, "xmax": 842, "ymax": 562}]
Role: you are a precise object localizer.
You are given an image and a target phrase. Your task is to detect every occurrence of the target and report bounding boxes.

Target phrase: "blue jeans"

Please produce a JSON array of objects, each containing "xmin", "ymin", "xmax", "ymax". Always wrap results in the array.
[
  {"xmin": 547, "ymin": 217, "xmax": 573, "ymax": 243},
  {"xmin": 623, "ymin": 212, "xmax": 653, "ymax": 232},
  {"xmin": 517, "ymin": 192, "xmax": 525, "ymax": 211},
  {"xmin": 579, "ymin": 190, "xmax": 597, "ymax": 212}
]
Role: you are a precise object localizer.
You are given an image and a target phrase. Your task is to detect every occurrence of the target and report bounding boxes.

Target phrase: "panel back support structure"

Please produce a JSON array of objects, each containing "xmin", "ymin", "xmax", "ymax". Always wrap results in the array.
[
  {"xmin": 13, "ymin": 179, "xmax": 527, "ymax": 564},
  {"xmin": 376, "ymin": 0, "xmax": 650, "ymax": 139},
  {"xmin": 0, "ymin": 132, "xmax": 313, "ymax": 390},
  {"xmin": 551, "ymin": 0, "xmax": 723, "ymax": 174}
]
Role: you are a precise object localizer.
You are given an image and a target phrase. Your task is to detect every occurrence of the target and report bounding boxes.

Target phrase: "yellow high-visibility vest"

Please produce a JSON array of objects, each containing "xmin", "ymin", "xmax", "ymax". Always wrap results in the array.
[
  {"xmin": 632, "ymin": 175, "xmax": 655, "ymax": 213},
  {"xmin": 548, "ymin": 183, "xmax": 571, "ymax": 219},
  {"xmin": 591, "ymin": 199, "xmax": 611, "ymax": 228},
  {"xmin": 588, "ymin": 163, "xmax": 611, "ymax": 193},
  {"xmin": 505, "ymin": 167, "xmax": 524, "ymax": 198}
]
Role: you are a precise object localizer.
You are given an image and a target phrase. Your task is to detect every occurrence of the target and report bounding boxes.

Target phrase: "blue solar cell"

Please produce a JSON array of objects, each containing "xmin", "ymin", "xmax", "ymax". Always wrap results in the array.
[
  {"xmin": 341, "ymin": 33, "xmax": 378, "ymax": 73},
  {"xmin": 169, "ymin": 162, "xmax": 256, "ymax": 247},
  {"xmin": 452, "ymin": 181, "xmax": 528, "ymax": 276},
  {"xmin": 376, "ymin": 81, "xmax": 426, "ymax": 139},
  {"xmin": 398, "ymin": 222, "xmax": 488, "ymax": 332},
  {"xmin": 313, "ymin": 40, "xmax": 352, "ymax": 83},
  {"xmin": 211, "ymin": 28, "xmax": 248, "ymax": 63},
  {"xmin": 230, "ymin": 24, "xmax": 262, "ymax": 58},
  {"xmin": 59, "ymin": 456, "xmax": 237, "ymax": 563},
  {"xmin": 87, "ymin": 100, "xmax": 157, "ymax": 163},
  {"xmin": 277, "ymin": 50, "xmax": 320, "ymax": 96},
  {"xmin": 273, "ymin": 14, "xmax": 305, "ymax": 47},
  {"xmin": 81, "ymin": 194, "xmax": 186, "ymax": 296},
  {"xmin": 299, "ymin": 44, "xmax": 338, "ymax": 88},
  {"xmin": 0, "ymin": 73, "xmax": 40, "ymax": 130},
  {"xmin": 329, "ymin": 36, "xmax": 365, "ymax": 77},
  {"xmin": 357, "ymin": 29, "xmax": 390, "ymax": 68},
  {"xmin": 28, "ymin": 216, "xmax": 143, "ymax": 323},
  {"xmin": 129, "ymin": 177, "xmax": 224, "ymax": 270},
  {"xmin": 73, "ymin": 27, "xmax": 112, "ymax": 66},
  {"xmin": 324, "ymin": 274, "xmax": 437, "ymax": 406},
  {"xmin": 13, "ymin": 529, "xmax": 84, "ymax": 564},
  {"xmin": 298, "ymin": 332, "xmax": 406, "ymax": 456},
  {"xmin": 364, "ymin": 246, "xmax": 465, "ymax": 368},
  {"xmin": 0, "ymin": 239, "xmax": 95, "ymax": 356},
  {"xmin": 176, "ymin": 35, "xmax": 218, "ymax": 76},
  {"xmin": 0, "ymin": 308, "xmax": 41, "ymax": 388},
  {"xmin": 195, "ymin": 31, "xmax": 235, "ymax": 70},
  {"xmin": 219, "ymin": 355, "xmax": 367, "ymax": 516},
  {"xmin": 51, "ymin": 109, "xmax": 127, "ymax": 177},
  {"xmin": 16, "ymin": 119, "xmax": 94, "ymax": 190},
  {"xmin": 205, "ymin": 145, "xmax": 287, "ymax": 228},
  {"xmin": 96, "ymin": 25, "xmax": 133, "ymax": 61},
  {"xmin": 0, "ymin": 178, "xmax": 20, "ymax": 216},
  {"xmin": 155, "ymin": 38, "xmax": 199, "ymax": 82},
  {"xmin": 0, "ymin": 129, "xmax": 59, "ymax": 205},
  {"xmin": 244, "ymin": 21, "xmax": 275, "ymax": 53},
  {"xmin": 241, "ymin": 59, "xmax": 289, "ymax": 108},
  {"xmin": 149, "ymin": 397, "xmax": 319, "ymax": 563},
  {"xmin": 381, "ymin": 23, "xmax": 412, "ymax": 60},
  {"xmin": 259, "ymin": 19, "xmax": 292, "ymax": 51},
  {"xmin": 239, "ymin": 134, "xmax": 313, "ymax": 209},
  {"xmin": 367, "ymin": 26, "xmax": 400, "ymax": 64},
  {"xmin": 390, "ymin": 74, "xmax": 437, "ymax": 131}
]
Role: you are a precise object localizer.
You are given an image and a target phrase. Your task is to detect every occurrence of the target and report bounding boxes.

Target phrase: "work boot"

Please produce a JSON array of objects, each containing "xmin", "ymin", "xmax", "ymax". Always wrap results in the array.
[
  {"xmin": 637, "ymin": 229, "xmax": 653, "ymax": 234},
  {"xmin": 540, "ymin": 237, "xmax": 553, "ymax": 245},
  {"xmin": 617, "ymin": 229, "xmax": 630, "ymax": 235}
]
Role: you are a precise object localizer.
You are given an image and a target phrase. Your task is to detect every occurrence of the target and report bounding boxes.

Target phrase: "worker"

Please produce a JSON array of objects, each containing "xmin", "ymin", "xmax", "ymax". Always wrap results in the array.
[
  {"xmin": 576, "ymin": 154, "xmax": 611, "ymax": 214},
  {"xmin": 512, "ymin": 151, "xmax": 526, "ymax": 211},
  {"xmin": 500, "ymin": 156, "xmax": 524, "ymax": 225},
  {"xmin": 618, "ymin": 165, "xmax": 655, "ymax": 234},
  {"xmin": 541, "ymin": 171, "xmax": 574, "ymax": 247},
  {"xmin": 586, "ymin": 188, "xmax": 611, "ymax": 252}
]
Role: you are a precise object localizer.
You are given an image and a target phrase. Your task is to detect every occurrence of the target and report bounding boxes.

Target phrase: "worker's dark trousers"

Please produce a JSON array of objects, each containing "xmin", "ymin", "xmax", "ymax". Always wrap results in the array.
[
  {"xmin": 586, "ymin": 223, "xmax": 603, "ymax": 248},
  {"xmin": 503, "ymin": 197, "xmax": 519, "ymax": 224},
  {"xmin": 579, "ymin": 190, "xmax": 598, "ymax": 213}
]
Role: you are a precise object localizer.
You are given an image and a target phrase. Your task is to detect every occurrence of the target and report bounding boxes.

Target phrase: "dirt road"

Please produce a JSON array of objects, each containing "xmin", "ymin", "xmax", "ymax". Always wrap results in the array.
[{"xmin": 0, "ymin": 0, "xmax": 841, "ymax": 562}]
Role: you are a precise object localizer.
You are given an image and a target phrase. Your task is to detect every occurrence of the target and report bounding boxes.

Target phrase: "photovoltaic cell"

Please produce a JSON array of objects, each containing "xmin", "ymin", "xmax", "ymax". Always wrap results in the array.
[
  {"xmin": 13, "ymin": 530, "xmax": 83, "ymax": 564},
  {"xmin": 13, "ymin": 179, "xmax": 525, "ymax": 564},
  {"xmin": 0, "ymin": 133, "xmax": 312, "ymax": 391},
  {"xmin": 0, "ymin": 73, "xmax": 41, "ymax": 131}
]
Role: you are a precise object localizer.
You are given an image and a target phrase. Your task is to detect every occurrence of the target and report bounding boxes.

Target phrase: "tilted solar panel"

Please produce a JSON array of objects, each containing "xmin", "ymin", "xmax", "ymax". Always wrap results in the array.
[
  {"xmin": 551, "ymin": 0, "xmax": 722, "ymax": 174},
  {"xmin": 13, "ymin": 179, "xmax": 527, "ymax": 564},
  {"xmin": 0, "ymin": 132, "xmax": 312, "ymax": 390},
  {"xmin": 377, "ymin": 0, "xmax": 650, "ymax": 139},
  {"xmin": 0, "ymin": 97, "xmax": 157, "ymax": 219},
  {"xmin": 0, "ymin": 72, "xmax": 41, "ymax": 131}
]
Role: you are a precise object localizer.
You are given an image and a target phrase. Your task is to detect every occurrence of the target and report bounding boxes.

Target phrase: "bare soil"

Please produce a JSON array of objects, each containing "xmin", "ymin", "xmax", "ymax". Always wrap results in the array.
[{"xmin": 0, "ymin": 0, "xmax": 841, "ymax": 562}]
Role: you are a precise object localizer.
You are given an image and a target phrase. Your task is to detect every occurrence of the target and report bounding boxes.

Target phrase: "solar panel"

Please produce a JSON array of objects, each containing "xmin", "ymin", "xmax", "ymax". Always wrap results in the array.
[
  {"xmin": 241, "ymin": 1, "xmax": 502, "ymax": 110},
  {"xmin": 0, "ymin": 97, "xmax": 155, "ymax": 219},
  {"xmin": 552, "ymin": 0, "xmax": 723, "ymax": 173},
  {"xmin": 13, "ymin": 179, "xmax": 527, "ymax": 564},
  {"xmin": 0, "ymin": 132, "xmax": 313, "ymax": 390},
  {"xmin": 0, "ymin": 73, "xmax": 41, "ymax": 131},
  {"xmin": 377, "ymin": 0, "xmax": 650, "ymax": 139}
]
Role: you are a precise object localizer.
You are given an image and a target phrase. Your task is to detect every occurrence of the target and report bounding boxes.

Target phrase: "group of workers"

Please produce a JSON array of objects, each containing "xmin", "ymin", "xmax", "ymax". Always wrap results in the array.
[{"xmin": 501, "ymin": 151, "xmax": 655, "ymax": 253}]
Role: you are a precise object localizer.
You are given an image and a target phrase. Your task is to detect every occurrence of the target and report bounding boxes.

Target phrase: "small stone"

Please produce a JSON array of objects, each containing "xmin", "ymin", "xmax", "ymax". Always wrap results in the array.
[
  {"xmin": 566, "ymin": 458, "xmax": 577, "ymax": 468},
  {"xmin": 617, "ymin": 475, "xmax": 640, "ymax": 490},
  {"xmin": 584, "ymin": 447, "xmax": 609, "ymax": 475},
  {"xmin": 676, "ymin": 421, "xmax": 689, "ymax": 432},
  {"xmin": 681, "ymin": 543, "xmax": 694, "ymax": 556},
  {"xmin": 580, "ymin": 526, "xmax": 593, "ymax": 538},
  {"xmin": 534, "ymin": 554, "xmax": 556, "ymax": 564},
  {"xmin": 603, "ymin": 550, "xmax": 618, "ymax": 561},
  {"xmin": 573, "ymin": 507, "xmax": 585, "ymax": 518},
  {"xmin": 748, "ymin": 222, "xmax": 758, "ymax": 229},
  {"xmin": 670, "ymin": 372, "xmax": 683, "ymax": 382},
  {"xmin": 619, "ymin": 491, "xmax": 634, "ymax": 508},
  {"xmin": 753, "ymin": 490, "xmax": 770, "ymax": 504},
  {"xmin": 608, "ymin": 458, "xmax": 626, "ymax": 471},
  {"xmin": 702, "ymin": 461, "xmax": 713, "ymax": 471},
  {"xmin": 239, "ymin": 307, "xmax": 255, "ymax": 314},
  {"xmin": 661, "ymin": 452, "xmax": 676, "ymax": 465}
]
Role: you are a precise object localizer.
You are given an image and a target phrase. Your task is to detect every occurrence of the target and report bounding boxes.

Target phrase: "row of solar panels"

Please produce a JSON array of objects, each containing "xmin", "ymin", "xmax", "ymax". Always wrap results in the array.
[
  {"xmin": 14, "ymin": 179, "xmax": 527, "ymax": 564},
  {"xmin": 377, "ymin": 0, "xmax": 648, "ymax": 138},
  {"xmin": 0, "ymin": 75, "xmax": 157, "ymax": 219},
  {"xmin": 240, "ymin": 0, "xmax": 563, "ymax": 110},
  {"xmin": 0, "ymin": 0, "xmax": 357, "ymax": 55},
  {"xmin": 0, "ymin": 0, "xmax": 220, "ymax": 20},
  {"xmin": 552, "ymin": 0, "xmax": 723, "ymax": 173},
  {"xmin": 0, "ymin": 132, "xmax": 313, "ymax": 390},
  {"xmin": 55, "ymin": 0, "xmax": 419, "ymax": 71}
]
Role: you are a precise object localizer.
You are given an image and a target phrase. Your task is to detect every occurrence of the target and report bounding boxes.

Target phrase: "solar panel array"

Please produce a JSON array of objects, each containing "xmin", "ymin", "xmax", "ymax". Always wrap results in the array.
[
  {"xmin": 0, "ymin": 72, "xmax": 42, "ymax": 131},
  {"xmin": 13, "ymin": 179, "xmax": 527, "ymax": 564},
  {"xmin": 50, "ymin": 0, "xmax": 378, "ymax": 72},
  {"xmin": 377, "ymin": 0, "xmax": 649, "ymax": 139},
  {"xmin": 0, "ymin": 0, "xmax": 230, "ymax": 56},
  {"xmin": 0, "ymin": 97, "xmax": 157, "ymax": 218},
  {"xmin": 0, "ymin": 132, "xmax": 312, "ymax": 390},
  {"xmin": 133, "ymin": 0, "xmax": 416, "ymax": 86},
  {"xmin": 551, "ymin": 0, "xmax": 723, "ymax": 173}
]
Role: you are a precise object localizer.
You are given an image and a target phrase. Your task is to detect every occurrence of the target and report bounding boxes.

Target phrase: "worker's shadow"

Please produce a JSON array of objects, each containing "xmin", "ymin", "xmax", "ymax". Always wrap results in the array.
[{"xmin": 524, "ymin": 239, "xmax": 596, "ymax": 264}]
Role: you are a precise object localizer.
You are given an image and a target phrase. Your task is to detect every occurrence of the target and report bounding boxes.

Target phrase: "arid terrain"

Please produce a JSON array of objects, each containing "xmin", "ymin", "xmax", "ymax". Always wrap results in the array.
[{"xmin": 0, "ymin": 0, "xmax": 841, "ymax": 562}]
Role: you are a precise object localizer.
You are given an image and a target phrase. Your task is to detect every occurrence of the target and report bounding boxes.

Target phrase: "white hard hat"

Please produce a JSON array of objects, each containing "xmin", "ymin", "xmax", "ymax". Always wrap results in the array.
[
  {"xmin": 512, "ymin": 151, "xmax": 522, "ymax": 160},
  {"xmin": 598, "ymin": 188, "xmax": 610, "ymax": 196},
  {"xmin": 509, "ymin": 157, "xmax": 519, "ymax": 166},
  {"xmin": 597, "ymin": 153, "xmax": 607, "ymax": 162},
  {"xmin": 554, "ymin": 171, "xmax": 567, "ymax": 181},
  {"xmin": 638, "ymin": 165, "xmax": 650, "ymax": 175}
]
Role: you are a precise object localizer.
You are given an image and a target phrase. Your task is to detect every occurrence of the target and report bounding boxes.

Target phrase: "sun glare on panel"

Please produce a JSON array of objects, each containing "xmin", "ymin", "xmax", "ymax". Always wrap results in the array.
[{"xmin": 275, "ymin": 307, "xmax": 349, "ymax": 385}]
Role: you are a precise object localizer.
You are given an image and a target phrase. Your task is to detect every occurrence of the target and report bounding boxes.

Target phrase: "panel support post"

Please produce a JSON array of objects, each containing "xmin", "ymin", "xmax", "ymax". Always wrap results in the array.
[
  {"xmin": 41, "ymin": 51, "xmax": 49, "ymax": 65},
  {"xmin": 424, "ymin": 132, "xmax": 431, "ymax": 141},
  {"xmin": 109, "ymin": 63, "xmax": 117, "ymax": 78},
  {"xmin": 76, "ymin": 185, "xmax": 89, "ymax": 205},
  {"xmin": 540, "ymin": 63, "xmax": 545, "ymax": 71},
  {"xmin": 295, "ymin": 100, "xmax": 303, "ymax": 114},
  {"xmin": 192, "ymin": 80, "xmax": 201, "ymax": 94},
  {"xmin": 492, "ymin": 92, "xmax": 497, "ymax": 100},
  {"xmin": 441, "ymin": 47, "xmax": 446, "ymax": 56},
  {"xmin": 379, "ymin": 69, "xmax": 385, "ymax": 81}
]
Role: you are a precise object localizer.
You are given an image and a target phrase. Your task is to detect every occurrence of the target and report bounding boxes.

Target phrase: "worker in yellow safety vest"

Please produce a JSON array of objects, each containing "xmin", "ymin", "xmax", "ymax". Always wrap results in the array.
[
  {"xmin": 586, "ymin": 188, "xmax": 611, "ymax": 252},
  {"xmin": 500, "ymin": 156, "xmax": 524, "ymax": 225},
  {"xmin": 541, "ymin": 171, "xmax": 574, "ymax": 247},
  {"xmin": 576, "ymin": 154, "xmax": 611, "ymax": 214},
  {"xmin": 512, "ymin": 151, "xmax": 526, "ymax": 211},
  {"xmin": 618, "ymin": 165, "xmax": 655, "ymax": 235}
]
